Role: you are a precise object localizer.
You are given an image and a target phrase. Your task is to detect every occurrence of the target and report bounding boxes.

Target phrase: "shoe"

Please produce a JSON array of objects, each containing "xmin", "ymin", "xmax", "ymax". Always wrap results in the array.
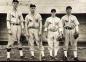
[
  {"xmin": 63, "ymin": 56, "xmax": 68, "ymax": 61},
  {"xmin": 74, "ymin": 57, "xmax": 79, "ymax": 61},
  {"xmin": 7, "ymin": 58, "xmax": 10, "ymax": 61},
  {"xmin": 54, "ymin": 56, "xmax": 58, "ymax": 60},
  {"xmin": 41, "ymin": 56, "xmax": 46, "ymax": 61},
  {"xmin": 49, "ymin": 56, "xmax": 54, "ymax": 60},
  {"xmin": 30, "ymin": 56, "xmax": 35, "ymax": 60},
  {"xmin": 20, "ymin": 56, "xmax": 25, "ymax": 59}
]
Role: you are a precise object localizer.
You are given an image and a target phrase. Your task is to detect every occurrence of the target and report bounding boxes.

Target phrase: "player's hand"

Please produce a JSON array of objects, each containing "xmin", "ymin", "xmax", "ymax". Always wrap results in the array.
[
  {"xmin": 44, "ymin": 31, "xmax": 48, "ymax": 38},
  {"xmin": 57, "ymin": 34, "xmax": 65, "ymax": 41},
  {"xmin": 25, "ymin": 33, "xmax": 28, "ymax": 36},
  {"xmin": 74, "ymin": 32, "xmax": 79, "ymax": 39},
  {"xmin": 75, "ymin": 31, "xmax": 79, "ymax": 34},
  {"xmin": 62, "ymin": 34, "xmax": 65, "ymax": 40},
  {"xmin": 57, "ymin": 35, "xmax": 62, "ymax": 41},
  {"xmin": 8, "ymin": 29, "xmax": 12, "ymax": 35},
  {"xmin": 39, "ymin": 31, "xmax": 42, "ymax": 36},
  {"xmin": 24, "ymin": 33, "xmax": 29, "ymax": 40},
  {"xmin": 21, "ymin": 28, "xmax": 25, "ymax": 35}
]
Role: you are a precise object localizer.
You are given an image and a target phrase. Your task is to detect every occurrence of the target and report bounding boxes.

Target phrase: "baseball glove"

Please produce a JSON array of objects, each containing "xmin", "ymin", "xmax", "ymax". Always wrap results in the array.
[
  {"xmin": 8, "ymin": 29, "xmax": 12, "ymax": 35},
  {"xmin": 74, "ymin": 32, "xmax": 79, "ymax": 39},
  {"xmin": 57, "ymin": 36, "xmax": 62, "ymax": 41},
  {"xmin": 57, "ymin": 35, "xmax": 65, "ymax": 41}
]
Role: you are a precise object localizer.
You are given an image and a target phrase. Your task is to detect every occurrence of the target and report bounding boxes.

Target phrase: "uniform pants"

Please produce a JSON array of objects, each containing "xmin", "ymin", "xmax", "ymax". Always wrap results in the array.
[
  {"xmin": 63, "ymin": 29, "xmax": 78, "ymax": 51},
  {"xmin": 27, "ymin": 28, "xmax": 44, "ymax": 52},
  {"xmin": 47, "ymin": 31, "xmax": 59, "ymax": 56},
  {"xmin": 7, "ymin": 25, "xmax": 22, "ymax": 48}
]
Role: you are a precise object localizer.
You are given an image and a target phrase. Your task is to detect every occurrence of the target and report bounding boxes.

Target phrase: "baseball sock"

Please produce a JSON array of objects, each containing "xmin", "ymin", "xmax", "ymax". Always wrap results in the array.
[
  {"xmin": 41, "ymin": 51, "xmax": 45, "ymax": 57},
  {"xmin": 64, "ymin": 51, "xmax": 67, "ymax": 57},
  {"xmin": 7, "ymin": 48, "xmax": 11, "ymax": 59},
  {"xmin": 31, "ymin": 51, "xmax": 34, "ymax": 56},
  {"xmin": 19, "ymin": 48, "xmax": 23, "ymax": 57},
  {"xmin": 73, "ymin": 51, "xmax": 77, "ymax": 58},
  {"xmin": 50, "ymin": 50, "xmax": 53, "ymax": 56},
  {"xmin": 54, "ymin": 47, "xmax": 59, "ymax": 56}
]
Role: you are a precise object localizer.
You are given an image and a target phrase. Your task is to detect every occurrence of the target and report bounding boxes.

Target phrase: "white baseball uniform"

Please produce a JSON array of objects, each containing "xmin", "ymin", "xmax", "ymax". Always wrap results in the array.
[
  {"xmin": 44, "ymin": 16, "xmax": 63, "ymax": 56},
  {"xmin": 61, "ymin": 14, "xmax": 79, "ymax": 51},
  {"xmin": 7, "ymin": 10, "xmax": 24, "ymax": 48},
  {"xmin": 25, "ymin": 12, "xmax": 44, "ymax": 54}
]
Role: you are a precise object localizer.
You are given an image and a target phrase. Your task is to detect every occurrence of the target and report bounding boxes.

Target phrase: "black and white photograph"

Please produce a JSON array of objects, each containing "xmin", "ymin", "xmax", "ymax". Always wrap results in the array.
[{"xmin": 0, "ymin": 0, "xmax": 86, "ymax": 61}]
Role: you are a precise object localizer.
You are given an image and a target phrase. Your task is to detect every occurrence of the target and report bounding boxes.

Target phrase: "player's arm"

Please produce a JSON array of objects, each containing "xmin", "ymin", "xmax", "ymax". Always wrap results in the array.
[
  {"xmin": 58, "ymin": 18, "xmax": 63, "ymax": 36},
  {"xmin": 44, "ymin": 18, "xmax": 49, "ymax": 38},
  {"xmin": 73, "ymin": 16, "xmax": 80, "ymax": 39},
  {"xmin": 74, "ymin": 16, "xmax": 80, "ymax": 33},
  {"xmin": 61, "ymin": 17, "xmax": 65, "ymax": 36},
  {"xmin": 19, "ymin": 13, "xmax": 25, "ymax": 35},
  {"xmin": 25, "ymin": 16, "xmax": 29, "ymax": 36},
  {"xmin": 39, "ymin": 14, "xmax": 42, "ymax": 35},
  {"xmin": 39, "ymin": 20, "xmax": 42, "ymax": 35},
  {"xmin": 7, "ymin": 12, "xmax": 11, "ymax": 34},
  {"xmin": 20, "ymin": 14, "xmax": 24, "ymax": 30}
]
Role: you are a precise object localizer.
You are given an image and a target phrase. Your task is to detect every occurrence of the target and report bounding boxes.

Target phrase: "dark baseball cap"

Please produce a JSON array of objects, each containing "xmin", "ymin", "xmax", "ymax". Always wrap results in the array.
[
  {"xmin": 51, "ymin": 9, "xmax": 56, "ymax": 12},
  {"xmin": 30, "ymin": 4, "xmax": 36, "ymax": 7},
  {"xmin": 12, "ymin": 0, "xmax": 19, "ymax": 3},
  {"xmin": 66, "ymin": 6, "xmax": 72, "ymax": 10}
]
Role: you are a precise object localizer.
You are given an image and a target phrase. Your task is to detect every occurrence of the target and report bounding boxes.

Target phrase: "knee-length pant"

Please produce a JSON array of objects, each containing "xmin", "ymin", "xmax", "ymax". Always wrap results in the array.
[
  {"xmin": 7, "ymin": 25, "xmax": 22, "ymax": 48},
  {"xmin": 27, "ymin": 28, "xmax": 44, "ymax": 51},
  {"xmin": 63, "ymin": 29, "xmax": 78, "ymax": 51},
  {"xmin": 47, "ymin": 31, "xmax": 59, "ymax": 53}
]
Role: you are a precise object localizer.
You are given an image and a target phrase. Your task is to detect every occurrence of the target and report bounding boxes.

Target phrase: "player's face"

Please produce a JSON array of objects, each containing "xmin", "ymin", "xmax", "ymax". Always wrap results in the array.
[
  {"xmin": 30, "ymin": 7, "xmax": 36, "ymax": 13},
  {"xmin": 51, "ymin": 12, "xmax": 56, "ymax": 17},
  {"xmin": 66, "ymin": 9, "xmax": 72, "ymax": 15},
  {"xmin": 13, "ymin": 2, "xmax": 18, "ymax": 9}
]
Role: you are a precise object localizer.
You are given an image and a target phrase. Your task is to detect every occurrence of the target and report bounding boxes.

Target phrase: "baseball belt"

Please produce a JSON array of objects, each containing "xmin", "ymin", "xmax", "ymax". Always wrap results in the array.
[
  {"xmin": 28, "ymin": 26, "xmax": 39, "ymax": 29},
  {"xmin": 11, "ymin": 23, "xmax": 21, "ymax": 25},
  {"xmin": 65, "ymin": 26, "xmax": 73, "ymax": 30}
]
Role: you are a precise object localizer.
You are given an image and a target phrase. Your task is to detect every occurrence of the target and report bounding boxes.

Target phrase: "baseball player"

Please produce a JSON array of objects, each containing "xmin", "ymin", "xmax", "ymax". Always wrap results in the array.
[
  {"xmin": 44, "ymin": 9, "xmax": 63, "ymax": 60},
  {"xmin": 25, "ymin": 4, "xmax": 45, "ymax": 60},
  {"xmin": 6, "ymin": 0, "xmax": 24, "ymax": 60},
  {"xmin": 61, "ymin": 6, "xmax": 79, "ymax": 61}
]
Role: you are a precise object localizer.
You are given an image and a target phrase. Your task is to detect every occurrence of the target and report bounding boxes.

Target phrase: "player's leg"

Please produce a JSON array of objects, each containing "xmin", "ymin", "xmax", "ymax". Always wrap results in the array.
[
  {"xmin": 54, "ymin": 32, "xmax": 60, "ymax": 57},
  {"xmin": 7, "ymin": 47, "xmax": 11, "ymax": 60},
  {"xmin": 6, "ymin": 35, "xmax": 12, "ymax": 60},
  {"xmin": 7, "ymin": 26, "xmax": 16, "ymax": 48},
  {"xmin": 29, "ymin": 30, "xmax": 35, "ymax": 58},
  {"xmin": 35, "ymin": 30, "xmax": 45, "ymax": 57},
  {"xmin": 63, "ymin": 30, "xmax": 70, "ymax": 60},
  {"xmin": 6, "ymin": 26, "xmax": 16, "ymax": 60},
  {"xmin": 70, "ymin": 31, "xmax": 79, "ymax": 61},
  {"xmin": 17, "ymin": 26, "xmax": 24, "ymax": 58},
  {"xmin": 47, "ymin": 32, "xmax": 53, "ymax": 57},
  {"xmin": 54, "ymin": 39, "xmax": 59, "ymax": 57},
  {"xmin": 34, "ymin": 30, "xmax": 45, "ymax": 61}
]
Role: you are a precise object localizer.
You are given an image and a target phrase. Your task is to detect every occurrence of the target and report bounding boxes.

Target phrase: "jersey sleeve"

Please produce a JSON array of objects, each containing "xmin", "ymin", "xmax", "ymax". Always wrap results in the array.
[
  {"xmin": 25, "ymin": 15, "xmax": 28, "ymax": 24},
  {"xmin": 61, "ymin": 16, "xmax": 66, "ymax": 35},
  {"xmin": 74, "ymin": 16, "xmax": 80, "ymax": 32},
  {"xmin": 38, "ymin": 14, "xmax": 42, "ymax": 21},
  {"xmin": 58, "ymin": 18, "xmax": 63, "ymax": 34},
  {"xmin": 25, "ymin": 15, "xmax": 29, "ymax": 34},
  {"xmin": 7, "ymin": 12, "xmax": 11, "ymax": 21},
  {"xmin": 19, "ymin": 13, "xmax": 24, "ymax": 29},
  {"xmin": 6, "ymin": 12, "xmax": 11, "ymax": 30},
  {"xmin": 74, "ymin": 16, "xmax": 79, "ymax": 26},
  {"xmin": 44, "ymin": 18, "xmax": 49, "ymax": 32},
  {"xmin": 20, "ymin": 13, "xmax": 24, "ymax": 22},
  {"xmin": 39, "ymin": 15, "xmax": 42, "ymax": 32},
  {"xmin": 61, "ymin": 16, "xmax": 65, "ymax": 27}
]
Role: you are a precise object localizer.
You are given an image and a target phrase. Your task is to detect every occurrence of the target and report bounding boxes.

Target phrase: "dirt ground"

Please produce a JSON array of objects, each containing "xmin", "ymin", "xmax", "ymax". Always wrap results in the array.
[{"xmin": 0, "ymin": 45, "xmax": 85, "ymax": 61}]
